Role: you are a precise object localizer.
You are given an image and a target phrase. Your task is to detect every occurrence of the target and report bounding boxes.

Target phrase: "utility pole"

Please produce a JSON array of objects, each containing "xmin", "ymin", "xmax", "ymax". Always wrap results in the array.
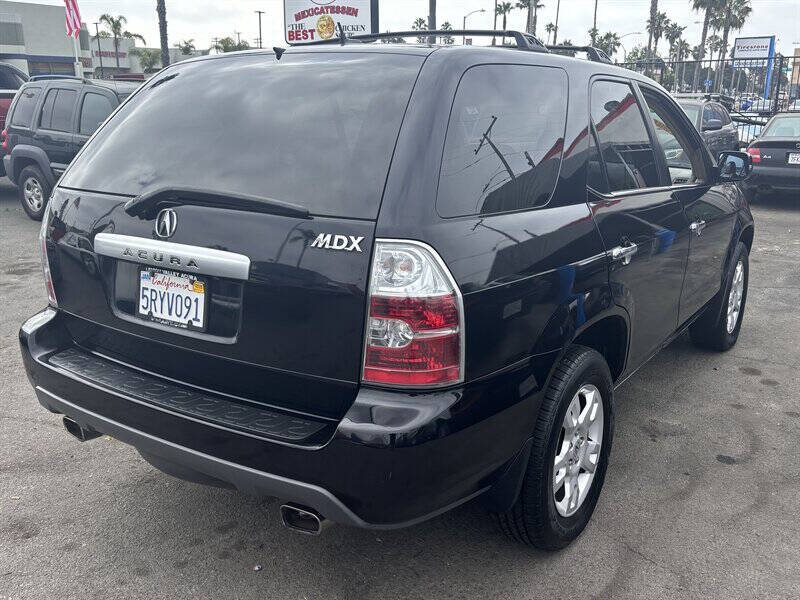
[
  {"xmin": 255, "ymin": 10, "xmax": 264, "ymax": 49},
  {"xmin": 94, "ymin": 22, "xmax": 104, "ymax": 79},
  {"xmin": 234, "ymin": 30, "xmax": 242, "ymax": 45}
]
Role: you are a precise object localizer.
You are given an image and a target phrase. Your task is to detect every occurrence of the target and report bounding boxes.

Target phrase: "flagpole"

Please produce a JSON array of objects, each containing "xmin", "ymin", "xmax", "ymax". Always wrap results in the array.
[{"xmin": 73, "ymin": 33, "xmax": 81, "ymax": 77}]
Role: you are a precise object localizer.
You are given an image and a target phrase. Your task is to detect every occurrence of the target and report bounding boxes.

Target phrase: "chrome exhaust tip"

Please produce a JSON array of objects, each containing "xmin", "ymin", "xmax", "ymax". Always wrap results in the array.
[
  {"xmin": 62, "ymin": 416, "xmax": 102, "ymax": 442},
  {"xmin": 280, "ymin": 503, "xmax": 328, "ymax": 535}
]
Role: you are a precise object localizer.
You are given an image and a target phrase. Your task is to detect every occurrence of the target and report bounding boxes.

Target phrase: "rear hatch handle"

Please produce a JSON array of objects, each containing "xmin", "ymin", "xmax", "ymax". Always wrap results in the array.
[{"xmin": 124, "ymin": 187, "xmax": 310, "ymax": 219}]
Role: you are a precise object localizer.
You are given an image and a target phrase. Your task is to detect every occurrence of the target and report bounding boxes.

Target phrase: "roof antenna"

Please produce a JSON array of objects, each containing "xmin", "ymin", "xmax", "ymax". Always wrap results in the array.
[
  {"xmin": 273, "ymin": 46, "xmax": 286, "ymax": 60},
  {"xmin": 336, "ymin": 22, "xmax": 346, "ymax": 46}
]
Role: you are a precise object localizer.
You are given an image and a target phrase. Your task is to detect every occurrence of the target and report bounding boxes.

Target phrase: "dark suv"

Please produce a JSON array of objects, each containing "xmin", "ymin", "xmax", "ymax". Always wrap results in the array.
[
  {"xmin": 20, "ymin": 32, "xmax": 754, "ymax": 550},
  {"xmin": 678, "ymin": 97, "xmax": 740, "ymax": 153},
  {"xmin": 2, "ymin": 77, "xmax": 138, "ymax": 220}
]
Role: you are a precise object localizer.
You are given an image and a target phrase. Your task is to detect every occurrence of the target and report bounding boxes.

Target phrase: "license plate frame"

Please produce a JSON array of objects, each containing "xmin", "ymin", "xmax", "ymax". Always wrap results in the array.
[
  {"xmin": 137, "ymin": 268, "xmax": 208, "ymax": 332},
  {"xmin": 788, "ymin": 152, "xmax": 800, "ymax": 165}
]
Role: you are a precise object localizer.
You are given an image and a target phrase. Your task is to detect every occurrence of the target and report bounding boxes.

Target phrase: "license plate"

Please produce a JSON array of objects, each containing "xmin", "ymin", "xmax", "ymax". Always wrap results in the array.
[
  {"xmin": 138, "ymin": 269, "xmax": 207, "ymax": 331},
  {"xmin": 788, "ymin": 153, "xmax": 800, "ymax": 165}
]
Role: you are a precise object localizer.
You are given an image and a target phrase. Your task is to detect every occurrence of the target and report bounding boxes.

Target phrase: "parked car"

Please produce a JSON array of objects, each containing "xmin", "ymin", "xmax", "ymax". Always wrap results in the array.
[
  {"xmin": 745, "ymin": 98, "xmax": 773, "ymax": 115},
  {"xmin": 2, "ymin": 76, "xmax": 138, "ymax": 219},
  {"xmin": 678, "ymin": 98, "xmax": 739, "ymax": 153},
  {"xmin": 743, "ymin": 113, "xmax": 800, "ymax": 201},
  {"xmin": 20, "ymin": 32, "xmax": 755, "ymax": 550},
  {"xmin": 0, "ymin": 63, "xmax": 29, "ymax": 176}
]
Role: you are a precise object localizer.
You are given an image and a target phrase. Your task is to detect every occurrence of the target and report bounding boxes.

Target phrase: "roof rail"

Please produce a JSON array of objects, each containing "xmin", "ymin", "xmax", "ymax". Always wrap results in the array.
[
  {"xmin": 294, "ymin": 29, "xmax": 549, "ymax": 52},
  {"xmin": 546, "ymin": 45, "xmax": 612, "ymax": 63},
  {"xmin": 28, "ymin": 74, "xmax": 85, "ymax": 82}
]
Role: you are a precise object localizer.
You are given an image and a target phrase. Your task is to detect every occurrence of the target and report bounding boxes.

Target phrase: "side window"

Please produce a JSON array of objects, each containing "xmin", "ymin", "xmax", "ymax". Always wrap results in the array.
[
  {"xmin": 641, "ymin": 87, "xmax": 708, "ymax": 185},
  {"xmin": 10, "ymin": 86, "xmax": 41, "ymax": 127},
  {"xmin": 436, "ymin": 64, "xmax": 568, "ymax": 217},
  {"xmin": 702, "ymin": 104, "xmax": 713, "ymax": 125},
  {"xmin": 590, "ymin": 80, "xmax": 660, "ymax": 192},
  {"xmin": 714, "ymin": 104, "xmax": 730, "ymax": 125},
  {"xmin": 79, "ymin": 93, "xmax": 115, "ymax": 135},
  {"xmin": 38, "ymin": 89, "xmax": 58, "ymax": 129},
  {"xmin": 50, "ymin": 89, "xmax": 77, "ymax": 132}
]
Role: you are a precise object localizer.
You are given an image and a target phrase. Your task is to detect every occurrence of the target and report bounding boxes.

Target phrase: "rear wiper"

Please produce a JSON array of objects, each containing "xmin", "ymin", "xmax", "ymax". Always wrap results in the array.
[{"xmin": 123, "ymin": 187, "xmax": 310, "ymax": 219}]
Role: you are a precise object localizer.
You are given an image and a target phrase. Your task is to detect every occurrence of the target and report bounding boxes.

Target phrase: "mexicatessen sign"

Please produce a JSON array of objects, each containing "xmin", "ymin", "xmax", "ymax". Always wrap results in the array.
[{"xmin": 284, "ymin": 0, "xmax": 378, "ymax": 44}]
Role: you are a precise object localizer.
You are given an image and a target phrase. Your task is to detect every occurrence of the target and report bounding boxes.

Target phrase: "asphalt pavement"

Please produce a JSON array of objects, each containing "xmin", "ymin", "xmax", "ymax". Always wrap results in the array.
[{"xmin": 1, "ymin": 178, "xmax": 798, "ymax": 599}]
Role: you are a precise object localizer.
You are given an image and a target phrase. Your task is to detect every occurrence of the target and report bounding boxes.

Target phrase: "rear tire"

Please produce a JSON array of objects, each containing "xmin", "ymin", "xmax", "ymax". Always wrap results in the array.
[
  {"xmin": 18, "ymin": 165, "xmax": 51, "ymax": 221},
  {"xmin": 493, "ymin": 345, "xmax": 614, "ymax": 550},
  {"xmin": 689, "ymin": 242, "xmax": 749, "ymax": 351}
]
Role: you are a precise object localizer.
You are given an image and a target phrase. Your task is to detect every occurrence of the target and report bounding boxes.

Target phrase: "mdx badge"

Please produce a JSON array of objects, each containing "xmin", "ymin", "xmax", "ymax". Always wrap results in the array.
[
  {"xmin": 155, "ymin": 208, "xmax": 178, "ymax": 239},
  {"xmin": 310, "ymin": 233, "xmax": 364, "ymax": 252}
]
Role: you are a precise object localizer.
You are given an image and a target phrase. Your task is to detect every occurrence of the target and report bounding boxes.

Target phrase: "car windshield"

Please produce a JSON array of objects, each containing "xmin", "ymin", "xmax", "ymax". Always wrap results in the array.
[
  {"xmin": 59, "ymin": 52, "xmax": 424, "ymax": 219},
  {"xmin": 679, "ymin": 104, "xmax": 700, "ymax": 125},
  {"xmin": 761, "ymin": 116, "xmax": 800, "ymax": 138}
]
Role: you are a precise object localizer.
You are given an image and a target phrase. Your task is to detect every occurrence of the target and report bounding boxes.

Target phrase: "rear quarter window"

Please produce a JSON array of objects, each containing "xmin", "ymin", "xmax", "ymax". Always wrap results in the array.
[
  {"xmin": 10, "ymin": 86, "xmax": 41, "ymax": 127},
  {"xmin": 436, "ymin": 65, "xmax": 568, "ymax": 217}
]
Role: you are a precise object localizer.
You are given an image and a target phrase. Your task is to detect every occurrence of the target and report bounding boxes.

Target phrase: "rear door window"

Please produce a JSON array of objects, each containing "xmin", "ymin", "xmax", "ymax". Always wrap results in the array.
[
  {"xmin": 49, "ymin": 89, "xmax": 77, "ymax": 132},
  {"xmin": 589, "ymin": 80, "xmax": 660, "ymax": 192},
  {"xmin": 59, "ymin": 52, "xmax": 424, "ymax": 219},
  {"xmin": 436, "ymin": 64, "xmax": 568, "ymax": 217},
  {"xmin": 79, "ymin": 92, "xmax": 115, "ymax": 135},
  {"xmin": 38, "ymin": 89, "xmax": 58, "ymax": 129},
  {"xmin": 10, "ymin": 86, "xmax": 41, "ymax": 127}
]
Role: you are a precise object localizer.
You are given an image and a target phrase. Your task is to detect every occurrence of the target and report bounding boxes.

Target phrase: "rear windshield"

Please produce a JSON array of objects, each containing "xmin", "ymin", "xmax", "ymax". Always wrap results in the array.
[
  {"xmin": 60, "ymin": 52, "xmax": 424, "ymax": 219},
  {"xmin": 761, "ymin": 116, "xmax": 800, "ymax": 138}
]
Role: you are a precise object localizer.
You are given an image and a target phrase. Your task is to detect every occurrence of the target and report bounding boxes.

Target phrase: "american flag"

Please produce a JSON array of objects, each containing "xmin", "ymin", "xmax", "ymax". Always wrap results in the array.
[{"xmin": 64, "ymin": 0, "xmax": 82, "ymax": 38}]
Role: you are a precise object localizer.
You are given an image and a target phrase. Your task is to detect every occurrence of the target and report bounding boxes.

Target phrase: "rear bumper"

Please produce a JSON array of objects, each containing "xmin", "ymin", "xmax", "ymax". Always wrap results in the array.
[
  {"xmin": 742, "ymin": 165, "xmax": 800, "ymax": 193},
  {"xmin": 20, "ymin": 309, "xmax": 550, "ymax": 528}
]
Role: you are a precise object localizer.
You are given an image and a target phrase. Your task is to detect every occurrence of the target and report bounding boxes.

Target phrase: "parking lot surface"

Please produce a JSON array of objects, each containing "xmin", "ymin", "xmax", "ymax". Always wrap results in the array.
[{"xmin": 1, "ymin": 179, "xmax": 798, "ymax": 599}]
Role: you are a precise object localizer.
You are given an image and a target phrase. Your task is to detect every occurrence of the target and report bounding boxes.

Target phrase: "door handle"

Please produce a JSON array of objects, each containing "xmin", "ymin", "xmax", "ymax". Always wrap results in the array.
[
  {"xmin": 610, "ymin": 242, "xmax": 638, "ymax": 265},
  {"xmin": 690, "ymin": 220, "xmax": 707, "ymax": 236}
]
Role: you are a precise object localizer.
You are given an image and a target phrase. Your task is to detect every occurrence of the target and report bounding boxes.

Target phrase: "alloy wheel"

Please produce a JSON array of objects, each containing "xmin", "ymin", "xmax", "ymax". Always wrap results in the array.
[
  {"xmin": 726, "ymin": 260, "xmax": 744, "ymax": 334},
  {"xmin": 23, "ymin": 177, "xmax": 44, "ymax": 212}
]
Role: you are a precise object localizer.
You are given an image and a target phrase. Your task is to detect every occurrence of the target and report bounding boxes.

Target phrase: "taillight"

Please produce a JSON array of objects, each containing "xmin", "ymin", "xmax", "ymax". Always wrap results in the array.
[
  {"xmin": 1, "ymin": 129, "xmax": 7, "ymax": 152},
  {"xmin": 746, "ymin": 147, "xmax": 761, "ymax": 163},
  {"xmin": 39, "ymin": 203, "xmax": 58, "ymax": 307},
  {"xmin": 362, "ymin": 240, "xmax": 464, "ymax": 387}
]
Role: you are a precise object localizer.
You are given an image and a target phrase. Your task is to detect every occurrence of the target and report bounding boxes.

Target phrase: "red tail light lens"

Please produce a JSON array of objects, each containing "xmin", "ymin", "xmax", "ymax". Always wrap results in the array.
[
  {"xmin": 39, "ymin": 204, "xmax": 58, "ymax": 307},
  {"xmin": 362, "ymin": 240, "xmax": 464, "ymax": 387},
  {"xmin": 746, "ymin": 147, "xmax": 761, "ymax": 163},
  {"xmin": 1, "ymin": 129, "xmax": 7, "ymax": 152}
]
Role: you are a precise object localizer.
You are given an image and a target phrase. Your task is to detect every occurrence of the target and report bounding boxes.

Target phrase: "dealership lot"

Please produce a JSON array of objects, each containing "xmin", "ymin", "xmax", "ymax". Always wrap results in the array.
[{"xmin": 1, "ymin": 180, "xmax": 798, "ymax": 599}]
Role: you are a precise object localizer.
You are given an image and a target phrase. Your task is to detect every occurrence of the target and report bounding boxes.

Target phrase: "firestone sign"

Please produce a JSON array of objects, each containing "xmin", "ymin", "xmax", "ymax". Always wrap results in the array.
[
  {"xmin": 732, "ymin": 36, "xmax": 775, "ymax": 61},
  {"xmin": 284, "ymin": 0, "xmax": 378, "ymax": 44}
]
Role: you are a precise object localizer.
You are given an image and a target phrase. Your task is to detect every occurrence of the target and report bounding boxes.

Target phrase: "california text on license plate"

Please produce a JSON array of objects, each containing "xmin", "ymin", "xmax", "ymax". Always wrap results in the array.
[
  {"xmin": 138, "ymin": 269, "xmax": 207, "ymax": 331},
  {"xmin": 788, "ymin": 153, "xmax": 800, "ymax": 165}
]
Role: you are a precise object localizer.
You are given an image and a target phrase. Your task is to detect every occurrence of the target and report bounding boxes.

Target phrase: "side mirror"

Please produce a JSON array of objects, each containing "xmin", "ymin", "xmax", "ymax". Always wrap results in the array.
[
  {"xmin": 703, "ymin": 118, "xmax": 723, "ymax": 131},
  {"xmin": 717, "ymin": 151, "xmax": 752, "ymax": 182}
]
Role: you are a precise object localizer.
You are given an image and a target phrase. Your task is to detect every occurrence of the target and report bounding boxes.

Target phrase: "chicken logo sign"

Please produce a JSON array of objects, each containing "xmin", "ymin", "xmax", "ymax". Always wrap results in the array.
[{"xmin": 284, "ymin": 0, "xmax": 378, "ymax": 44}]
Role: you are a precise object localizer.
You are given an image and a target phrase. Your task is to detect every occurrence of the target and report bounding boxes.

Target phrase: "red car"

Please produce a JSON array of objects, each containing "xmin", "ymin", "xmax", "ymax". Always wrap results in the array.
[{"xmin": 0, "ymin": 63, "xmax": 29, "ymax": 176}]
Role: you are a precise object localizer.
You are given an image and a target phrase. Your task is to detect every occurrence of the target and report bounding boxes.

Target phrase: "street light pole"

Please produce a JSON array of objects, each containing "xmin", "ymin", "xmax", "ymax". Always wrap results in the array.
[
  {"xmin": 94, "ymin": 22, "xmax": 104, "ymax": 79},
  {"xmin": 255, "ymin": 10, "xmax": 264, "ymax": 49},
  {"xmin": 462, "ymin": 9, "xmax": 485, "ymax": 45},
  {"xmin": 618, "ymin": 31, "xmax": 641, "ymax": 62}
]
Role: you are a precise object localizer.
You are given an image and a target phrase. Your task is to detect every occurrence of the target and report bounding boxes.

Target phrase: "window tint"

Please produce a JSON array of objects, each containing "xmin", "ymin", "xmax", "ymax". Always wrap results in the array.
[
  {"xmin": 437, "ymin": 65, "xmax": 567, "ymax": 217},
  {"xmin": 642, "ymin": 88, "xmax": 707, "ymax": 185},
  {"xmin": 39, "ymin": 89, "xmax": 58, "ymax": 129},
  {"xmin": 60, "ymin": 53, "xmax": 424, "ymax": 219},
  {"xmin": 590, "ymin": 80, "xmax": 660, "ymax": 192},
  {"xmin": 762, "ymin": 116, "xmax": 800, "ymax": 138},
  {"xmin": 702, "ymin": 104, "xmax": 713, "ymax": 124},
  {"xmin": 79, "ymin": 93, "xmax": 115, "ymax": 135},
  {"xmin": 50, "ymin": 89, "xmax": 77, "ymax": 132},
  {"xmin": 0, "ymin": 68, "xmax": 24, "ymax": 89},
  {"xmin": 10, "ymin": 86, "xmax": 41, "ymax": 127},
  {"xmin": 713, "ymin": 104, "xmax": 730, "ymax": 124}
]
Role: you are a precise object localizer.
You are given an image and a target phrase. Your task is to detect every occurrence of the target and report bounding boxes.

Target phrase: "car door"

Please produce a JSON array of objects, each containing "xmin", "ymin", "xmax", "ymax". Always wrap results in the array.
[
  {"xmin": 587, "ymin": 78, "xmax": 690, "ymax": 370},
  {"xmin": 73, "ymin": 88, "xmax": 118, "ymax": 156},
  {"xmin": 717, "ymin": 105, "xmax": 739, "ymax": 150},
  {"xmin": 638, "ymin": 86, "xmax": 738, "ymax": 325},
  {"xmin": 33, "ymin": 86, "xmax": 78, "ymax": 175}
]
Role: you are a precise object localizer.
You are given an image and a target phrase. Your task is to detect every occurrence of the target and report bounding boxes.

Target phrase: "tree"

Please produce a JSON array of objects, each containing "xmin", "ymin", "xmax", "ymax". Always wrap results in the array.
[
  {"xmin": 664, "ymin": 21, "xmax": 686, "ymax": 60},
  {"xmin": 156, "ymin": 0, "xmax": 169, "ymax": 68},
  {"xmin": 439, "ymin": 21, "xmax": 454, "ymax": 45},
  {"xmin": 591, "ymin": 0, "xmax": 599, "ymax": 45},
  {"xmin": 495, "ymin": 3, "xmax": 514, "ymax": 45},
  {"xmin": 174, "ymin": 39, "xmax": 195, "ymax": 55},
  {"xmin": 213, "ymin": 36, "xmax": 250, "ymax": 53},
  {"xmin": 553, "ymin": 0, "xmax": 561, "ymax": 45},
  {"xmin": 691, "ymin": 0, "xmax": 725, "ymax": 90},
  {"xmin": 588, "ymin": 28, "xmax": 599, "ymax": 46},
  {"xmin": 715, "ymin": 0, "xmax": 751, "ymax": 90},
  {"xmin": 646, "ymin": 11, "xmax": 669, "ymax": 56},
  {"xmin": 411, "ymin": 17, "xmax": 428, "ymax": 44},
  {"xmin": 97, "ymin": 14, "xmax": 146, "ymax": 70},
  {"xmin": 516, "ymin": 0, "xmax": 545, "ymax": 37},
  {"xmin": 545, "ymin": 22, "xmax": 555, "ymax": 45},
  {"xmin": 379, "ymin": 31, "xmax": 407, "ymax": 44},
  {"xmin": 596, "ymin": 31, "xmax": 621, "ymax": 58},
  {"xmin": 645, "ymin": 0, "xmax": 658, "ymax": 58},
  {"xmin": 130, "ymin": 47, "xmax": 161, "ymax": 72}
]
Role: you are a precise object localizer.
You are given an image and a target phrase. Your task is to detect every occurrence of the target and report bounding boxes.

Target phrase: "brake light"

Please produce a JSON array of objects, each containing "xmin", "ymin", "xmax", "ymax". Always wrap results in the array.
[
  {"xmin": 1, "ymin": 129, "xmax": 7, "ymax": 152},
  {"xmin": 39, "ymin": 204, "xmax": 58, "ymax": 307},
  {"xmin": 746, "ymin": 147, "xmax": 761, "ymax": 163},
  {"xmin": 362, "ymin": 240, "xmax": 464, "ymax": 387}
]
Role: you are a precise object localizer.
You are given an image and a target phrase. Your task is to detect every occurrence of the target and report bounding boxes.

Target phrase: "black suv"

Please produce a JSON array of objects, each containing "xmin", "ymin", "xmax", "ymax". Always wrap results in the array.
[
  {"xmin": 20, "ymin": 32, "xmax": 754, "ymax": 550},
  {"xmin": 677, "ymin": 96, "xmax": 740, "ymax": 153},
  {"xmin": 2, "ymin": 77, "xmax": 138, "ymax": 220}
]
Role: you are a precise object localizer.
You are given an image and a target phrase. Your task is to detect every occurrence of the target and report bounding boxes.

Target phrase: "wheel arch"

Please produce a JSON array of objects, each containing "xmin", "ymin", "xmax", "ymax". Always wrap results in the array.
[
  {"xmin": 10, "ymin": 145, "xmax": 54, "ymax": 186},
  {"xmin": 571, "ymin": 311, "xmax": 629, "ymax": 383}
]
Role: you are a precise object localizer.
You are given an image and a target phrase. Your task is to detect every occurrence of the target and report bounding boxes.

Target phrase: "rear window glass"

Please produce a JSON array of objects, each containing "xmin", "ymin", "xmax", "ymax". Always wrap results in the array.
[
  {"xmin": 10, "ymin": 86, "xmax": 41, "ymax": 127},
  {"xmin": 436, "ymin": 65, "xmax": 568, "ymax": 217},
  {"xmin": 762, "ymin": 116, "xmax": 800, "ymax": 138},
  {"xmin": 60, "ymin": 52, "xmax": 424, "ymax": 219}
]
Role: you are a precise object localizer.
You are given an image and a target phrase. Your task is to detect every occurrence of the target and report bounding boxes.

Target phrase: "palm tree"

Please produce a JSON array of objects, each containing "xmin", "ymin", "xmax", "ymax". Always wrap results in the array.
[
  {"xmin": 174, "ymin": 39, "xmax": 195, "ymax": 55},
  {"xmin": 130, "ymin": 47, "xmax": 161, "ymax": 72},
  {"xmin": 691, "ymin": 0, "xmax": 724, "ymax": 90},
  {"xmin": 516, "ymin": 0, "xmax": 545, "ymax": 37},
  {"xmin": 156, "ymin": 0, "xmax": 169, "ymax": 68},
  {"xmin": 411, "ymin": 17, "xmax": 428, "ymax": 44},
  {"xmin": 97, "ymin": 15, "xmax": 146, "ymax": 70},
  {"xmin": 664, "ymin": 21, "xmax": 686, "ymax": 67},
  {"xmin": 592, "ymin": 0, "xmax": 600, "ymax": 45},
  {"xmin": 646, "ymin": 11, "xmax": 669, "ymax": 56},
  {"xmin": 715, "ymin": 0, "xmax": 752, "ymax": 90},
  {"xmin": 645, "ymin": 0, "xmax": 659, "ymax": 58},
  {"xmin": 545, "ymin": 22, "xmax": 555, "ymax": 45},
  {"xmin": 439, "ymin": 21, "xmax": 454, "ymax": 45},
  {"xmin": 553, "ymin": 0, "xmax": 561, "ymax": 45},
  {"xmin": 596, "ymin": 31, "xmax": 621, "ymax": 58},
  {"xmin": 496, "ymin": 3, "xmax": 514, "ymax": 45},
  {"xmin": 212, "ymin": 36, "xmax": 250, "ymax": 53}
]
